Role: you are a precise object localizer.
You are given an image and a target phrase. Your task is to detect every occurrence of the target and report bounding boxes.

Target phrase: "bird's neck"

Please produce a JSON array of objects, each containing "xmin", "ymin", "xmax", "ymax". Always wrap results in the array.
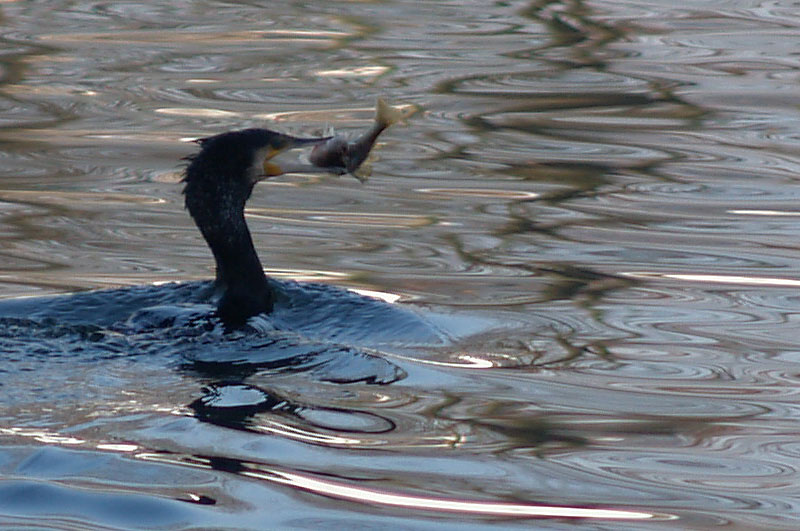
[
  {"xmin": 205, "ymin": 210, "xmax": 266, "ymax": 290},
  {"xmin": 189, "ymin": 189, "xmax": 274, "ymax": 325}
]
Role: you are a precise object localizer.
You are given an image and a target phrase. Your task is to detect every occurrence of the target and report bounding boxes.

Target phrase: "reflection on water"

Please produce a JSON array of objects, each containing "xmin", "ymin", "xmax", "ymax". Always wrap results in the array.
[{"xmin": 2, "ymin": 0, "xmax": 800, "ymax": 528}]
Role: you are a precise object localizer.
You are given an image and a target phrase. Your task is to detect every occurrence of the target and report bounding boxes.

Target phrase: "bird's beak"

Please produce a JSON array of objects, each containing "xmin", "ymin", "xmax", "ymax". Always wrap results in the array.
[{"xmin": 262, "ymin": 135, "xmax": 333, "ymax": 177}]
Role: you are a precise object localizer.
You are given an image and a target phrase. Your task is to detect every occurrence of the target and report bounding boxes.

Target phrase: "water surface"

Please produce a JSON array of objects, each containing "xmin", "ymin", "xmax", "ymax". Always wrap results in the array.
[{"xmin": 2, "ymin": 0, "xmax": 800, "ymax": 528}]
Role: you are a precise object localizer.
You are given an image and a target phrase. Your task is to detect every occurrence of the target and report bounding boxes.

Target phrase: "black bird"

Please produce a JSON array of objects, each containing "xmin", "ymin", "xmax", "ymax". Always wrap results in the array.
[{"xmin": 183, "ymin": 129, "xmax": 333, "ymax": 328}]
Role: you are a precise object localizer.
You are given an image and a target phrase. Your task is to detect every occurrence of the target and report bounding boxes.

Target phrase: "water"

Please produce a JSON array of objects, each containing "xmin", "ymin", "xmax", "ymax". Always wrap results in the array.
[{"xmin": 2, "ymin": 0, "xmax": 800, "ymax": 528}]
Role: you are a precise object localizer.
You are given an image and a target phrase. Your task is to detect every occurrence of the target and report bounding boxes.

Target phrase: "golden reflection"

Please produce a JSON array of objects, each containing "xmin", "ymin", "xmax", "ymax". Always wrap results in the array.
[
  {"xmin": 255, "ymin": 103, "xmax": 416, "ymax": 123},
  {"xmin": 244, "ymin": 468, "xmax": 665, "ymax": 520},
  {"xmin": 246, "ymin": 208, "xmax": 433, "ymax": 228},
  {"xmin": 315, "ymin": 66, "xmax": 389, "ymax": 78},
  {"xmin": 0, "ymin": 189, "xmax": 165, "ymax": 206},
  {"xmin": 2, "ymin": 83, "xmax": 89, "ymax": 96},
  {"xmin": 0, "ymin": 128, "xmax": 179, "ymax": 146},
  {"xmin": 38, "ymin": 29, "xmax": 346, "ymax": 45},
  {"xmin": 624, "ymin": 272, "xmax": 800, "ymax": 287},
  {"xmin": 156, "ymin": 107, "xmax": 237, "ymax": 118},
  {"xmin": 417, "ymin": 188, "xmax": 539, "ymax": 200},
  {"xmin": 151, "ymin": 169, "xmax": 184, "ymax": 184},
  {"xmin": 729, "ymin": 209, "xmax": 800, "ymax": 216},
  {"xmin": 262, "ymin": 268, "xmax": 349, "ymax": 282}
]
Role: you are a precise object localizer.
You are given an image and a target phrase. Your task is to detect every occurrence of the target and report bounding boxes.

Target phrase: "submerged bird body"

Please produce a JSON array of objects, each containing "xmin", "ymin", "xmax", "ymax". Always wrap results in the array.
[{"xmin": 183, "ymin": 128, "xmax": 332, "ymax": 327}]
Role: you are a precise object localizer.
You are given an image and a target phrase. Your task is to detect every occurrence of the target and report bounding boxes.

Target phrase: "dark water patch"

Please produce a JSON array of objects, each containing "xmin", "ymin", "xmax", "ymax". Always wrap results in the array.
[{"xmin": 0, "ymin": 278, "xmax": 460, "ymax": 393}]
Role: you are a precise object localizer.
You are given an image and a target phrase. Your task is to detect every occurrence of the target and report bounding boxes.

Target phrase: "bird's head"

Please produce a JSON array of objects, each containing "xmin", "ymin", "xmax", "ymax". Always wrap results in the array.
[{"xmin": 182, "ymin": 128, "xmax": 332, "ymax": 217}]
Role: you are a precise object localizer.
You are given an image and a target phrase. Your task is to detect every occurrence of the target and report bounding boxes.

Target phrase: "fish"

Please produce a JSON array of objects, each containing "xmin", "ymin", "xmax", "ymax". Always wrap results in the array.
[{"xmin": 309, "ymin": 98, "xmax": 406, "ymax": 181}]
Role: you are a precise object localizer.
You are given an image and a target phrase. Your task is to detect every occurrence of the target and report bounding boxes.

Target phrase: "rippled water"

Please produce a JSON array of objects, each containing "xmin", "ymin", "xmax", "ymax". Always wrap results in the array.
[{"xmin": 2, "ymin": 0, "xmax": 800, "ymax": 528}]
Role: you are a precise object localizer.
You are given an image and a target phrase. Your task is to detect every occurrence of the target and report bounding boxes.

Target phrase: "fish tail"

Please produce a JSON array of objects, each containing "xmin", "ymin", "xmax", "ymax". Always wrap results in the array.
[{"xmin": 375, "ymin": 98, "xmax": 404, "ymax": 128}]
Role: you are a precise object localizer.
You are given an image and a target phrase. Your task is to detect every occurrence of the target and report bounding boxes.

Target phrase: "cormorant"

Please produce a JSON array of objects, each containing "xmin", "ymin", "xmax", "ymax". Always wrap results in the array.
[{"xmin": 182, "ymin": 129, "xmax": 333, "ymax": 328}]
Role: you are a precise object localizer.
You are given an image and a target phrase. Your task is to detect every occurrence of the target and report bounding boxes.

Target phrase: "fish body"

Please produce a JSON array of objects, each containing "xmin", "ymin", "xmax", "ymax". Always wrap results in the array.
[
  {"xmin": 310, "ymin": 98, "xmax": 405, "ymax": 180},
  {"xmin": 307, "ymin": 135, "xmax": 348, "ymax": 169}
]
